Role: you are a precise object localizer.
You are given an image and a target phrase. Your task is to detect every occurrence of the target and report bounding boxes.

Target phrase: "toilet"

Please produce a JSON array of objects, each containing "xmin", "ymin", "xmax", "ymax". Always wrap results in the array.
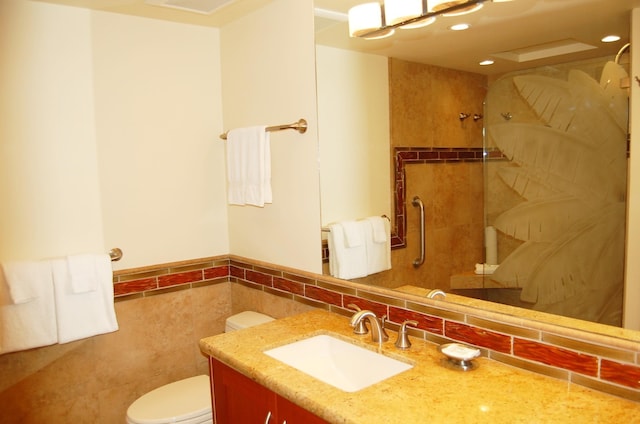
[{"xmin": 126, "ymin": 311, "xmax": 274, "ymax": 424}]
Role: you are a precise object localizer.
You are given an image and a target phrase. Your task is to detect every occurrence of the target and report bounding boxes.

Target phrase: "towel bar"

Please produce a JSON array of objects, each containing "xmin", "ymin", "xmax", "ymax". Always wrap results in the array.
[
  {"xmin": 321, "ymin": 215, "xmax": 390, "ymax": 232},
  {"xmin": 109, "ymin": 248, "xmax": 123, "ymax": 262},
  {"xmin": 219, "ymin": 118, "xmax": 307, "ymax": 140}
]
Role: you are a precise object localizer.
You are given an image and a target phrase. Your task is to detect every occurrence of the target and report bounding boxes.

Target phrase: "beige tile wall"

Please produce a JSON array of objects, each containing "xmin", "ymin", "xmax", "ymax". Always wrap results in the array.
[
  {"xmin": 352, "ymin": 59, "xmax": 487, "ymax": 290},
  {"xmin": 0, "ymin": 282, "xmax": 232, "ymax": 423}
]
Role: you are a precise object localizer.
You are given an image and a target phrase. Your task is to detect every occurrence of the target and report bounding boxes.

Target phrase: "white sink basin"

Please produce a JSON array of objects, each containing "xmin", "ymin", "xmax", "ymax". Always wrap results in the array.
[{"xmin": 263, "ymin": 334, "xmax": 413, "ymax": 392}]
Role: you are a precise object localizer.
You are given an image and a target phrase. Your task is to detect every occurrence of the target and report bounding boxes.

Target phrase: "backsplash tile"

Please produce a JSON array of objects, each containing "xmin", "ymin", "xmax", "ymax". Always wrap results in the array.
[
  {"xmin": 513, "ymin": 339, "xmax": 598, "ymax": 377},
  {"xmin": 600, "ymin": 360, "xmax": 640, "ymax": 389},
  {"xmin": 112, "ymin": 255, "xmax": 640, "ymax": 402},
  {"xmin": 445, "ymin": 321, "xmax": 511, "ymax": 353}
]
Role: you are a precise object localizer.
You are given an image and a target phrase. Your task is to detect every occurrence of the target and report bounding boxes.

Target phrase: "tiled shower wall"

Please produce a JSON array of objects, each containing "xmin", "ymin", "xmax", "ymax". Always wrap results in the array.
[
  {"xmin": 1, "ymin": 255, "xmax": 638, "ymax": 423},
  {"xmin": 344, "ymin": 59, "xmax": 489, "ymax": 291}
]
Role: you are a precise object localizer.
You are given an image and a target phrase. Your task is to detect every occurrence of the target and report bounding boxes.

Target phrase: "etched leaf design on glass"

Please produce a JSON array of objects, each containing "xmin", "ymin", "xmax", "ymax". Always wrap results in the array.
[{"xmin": 486, "ymin": 63, "xmax": 628, "ymax": 325}]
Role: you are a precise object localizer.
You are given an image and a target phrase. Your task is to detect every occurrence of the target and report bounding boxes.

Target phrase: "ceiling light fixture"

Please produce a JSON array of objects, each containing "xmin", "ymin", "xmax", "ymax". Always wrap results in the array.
[
  {"xmin": 479, "ymin": 59, "xmax": 494, "ymax": 66},
  {"xmin": 348, "ymin": 0, "xmax": 505, "ymax": 39}
]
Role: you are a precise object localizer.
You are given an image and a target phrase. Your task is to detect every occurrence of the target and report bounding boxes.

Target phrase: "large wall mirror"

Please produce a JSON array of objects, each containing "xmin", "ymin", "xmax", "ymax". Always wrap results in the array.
[{"xmin": 315, "ymin": 0, "xmax": 638, "ymax": 331}]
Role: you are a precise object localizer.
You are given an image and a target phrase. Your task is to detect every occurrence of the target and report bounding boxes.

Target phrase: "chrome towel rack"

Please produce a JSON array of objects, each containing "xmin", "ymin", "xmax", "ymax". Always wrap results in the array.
[
  {"xmin": 219, "ymin": 118, "xmax": 308, "ymax": 140},
  {"xmin": 321, "ymin": 215, "xmax": 390, "ymax": 232}
]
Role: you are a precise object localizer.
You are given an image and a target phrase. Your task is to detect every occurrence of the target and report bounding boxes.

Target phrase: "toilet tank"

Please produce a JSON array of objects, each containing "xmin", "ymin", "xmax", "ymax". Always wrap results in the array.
[{"xmin": 225, "ymin": 311, "xmax": 274, "ymax": 332}]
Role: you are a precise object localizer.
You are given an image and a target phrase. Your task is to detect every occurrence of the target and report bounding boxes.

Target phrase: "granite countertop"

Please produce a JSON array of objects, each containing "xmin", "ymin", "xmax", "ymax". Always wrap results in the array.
[{"xmin": 199, "ymin": 310, "xmax": 639, "ymax": 424}]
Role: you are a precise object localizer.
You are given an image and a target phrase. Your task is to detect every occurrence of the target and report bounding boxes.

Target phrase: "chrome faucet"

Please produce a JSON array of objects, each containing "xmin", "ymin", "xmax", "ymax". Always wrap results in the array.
[{"xmin": 350, "ymin": 310, "xmax": 386, "ymax": 350}]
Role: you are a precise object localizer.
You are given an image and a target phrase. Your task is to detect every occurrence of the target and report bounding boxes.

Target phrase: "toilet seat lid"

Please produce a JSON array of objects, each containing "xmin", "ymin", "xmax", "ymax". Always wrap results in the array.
[{"xmin": 127, "ymin": 375, "xmax": 212, "ymax": 424}]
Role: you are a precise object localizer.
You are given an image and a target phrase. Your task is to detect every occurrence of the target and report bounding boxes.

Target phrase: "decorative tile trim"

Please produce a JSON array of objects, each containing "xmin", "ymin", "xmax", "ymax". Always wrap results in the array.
[
  {"xmin": 391, "ymin": 146, "xmax": 504, "ymax": 248},
  {"xmin": 321, "ymin": 146, "xmax": 501, "ymax": 261},
  {"xmin": 112, "ymin": 255, "xmax": 640, "ymax": 402}
]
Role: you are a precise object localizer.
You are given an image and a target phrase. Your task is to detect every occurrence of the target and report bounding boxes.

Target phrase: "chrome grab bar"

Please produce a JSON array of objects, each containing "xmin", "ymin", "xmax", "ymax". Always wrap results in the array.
[{"xmin": 412, "ymin": 196, "xmax": 425, "ymax": 267}]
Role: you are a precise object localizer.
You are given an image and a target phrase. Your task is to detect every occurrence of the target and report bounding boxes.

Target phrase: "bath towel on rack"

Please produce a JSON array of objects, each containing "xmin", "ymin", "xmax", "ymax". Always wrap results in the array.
[
  {"xmin": 226, "ymin": 125, "xmax": 272, "ymax": 207},
  {"xmin": 364, "ymin": 216, "xmax": 391, "ymax": 274},
  {"xmin": 327, "ymin": 217, "xmax": 391, "ymax": 279},
  {"xmin": 52, "ymin": 254, "xmax": 118, "ymax": 344},
  {"xmin": 0, "ymin": 260, "xmax": 58, "ymax": 354},
  {"xmin": 327, "ymin": 222, "xmax": 368, "ymax": 279}
]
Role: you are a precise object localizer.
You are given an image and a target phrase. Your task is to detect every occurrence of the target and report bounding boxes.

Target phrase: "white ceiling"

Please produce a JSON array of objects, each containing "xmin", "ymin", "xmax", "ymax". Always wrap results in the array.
[
  {"xmin": 36, "ymin": 0, "xmax": 639, "ymax": 75},
  {"xmin": 315, "ymin": 0, "xmax": 640, "ymax": 75}
]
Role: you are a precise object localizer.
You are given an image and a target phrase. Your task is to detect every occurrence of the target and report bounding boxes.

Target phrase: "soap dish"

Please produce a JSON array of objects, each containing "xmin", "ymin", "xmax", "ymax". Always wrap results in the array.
[{"xmin": 438, "ymin": 343, "xmax": 481, "ymax": 371}]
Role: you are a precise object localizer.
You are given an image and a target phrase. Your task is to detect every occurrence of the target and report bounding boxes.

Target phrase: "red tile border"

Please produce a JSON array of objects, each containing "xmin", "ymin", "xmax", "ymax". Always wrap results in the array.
[
  {"xmin": 158, "ymin": 270, "xmax": 203, "ymax": 288},
  {"xmin": 390, "ymin": 146, "xmax": 503, "ymax": 249},
  {"xmin": 205, "ymin": 265, "xmax": 229, "ymax": 279},
  {"xmin": 514, "ymin": 338, "xmax": 598, "ymax": 377},
  {"xmin": 445, "ymin": 321, "xmax": 511, "ymax": 353},
  {"xmin": 601, "ymin": 359, "xmax": 640, "ymax": 389},
  {"xmin": 389, "ymin": 306, "xmax": 444, "ymax": 335},
  {"xmin": 273, "ymin": 276, "xmax": 305, "ymax": 296},
  {"xmin": 114, "ymin": 277, "xmax": 157, "ymax": 296},
  {"xmin": 343, "ymin": 295, "xmax": 388, "ymax": 318},
  {"xmin": 246, "ymin": 269, "xmax": 273, "ymax": 287},
  {"xmin": 305, "ymin": 285, "xmax": 342, "ymax": 307}
]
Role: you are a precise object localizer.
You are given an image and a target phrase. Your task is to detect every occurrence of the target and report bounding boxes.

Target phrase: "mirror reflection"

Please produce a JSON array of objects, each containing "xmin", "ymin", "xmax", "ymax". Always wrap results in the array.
[{"xmin": 315, "ymin": 0, "xmax": 634, "ymax": 328}]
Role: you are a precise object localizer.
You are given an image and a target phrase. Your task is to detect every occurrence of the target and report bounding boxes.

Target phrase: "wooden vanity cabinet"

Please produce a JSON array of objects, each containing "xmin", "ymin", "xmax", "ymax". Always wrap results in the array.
[{"xmin": 209, "ymin": 357, "xmax": 329, "ymax": 424}]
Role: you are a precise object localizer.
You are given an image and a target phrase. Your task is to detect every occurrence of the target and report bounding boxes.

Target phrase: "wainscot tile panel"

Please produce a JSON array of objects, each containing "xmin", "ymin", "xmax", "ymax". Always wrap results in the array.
[{"xmin": 112, "ymin": 255, "xmax": 640, "ymax": 402}]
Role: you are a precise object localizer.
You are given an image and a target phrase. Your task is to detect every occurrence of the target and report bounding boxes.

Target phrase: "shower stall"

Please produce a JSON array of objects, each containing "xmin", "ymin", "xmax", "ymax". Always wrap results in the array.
[{"xmin": 482, "ymin": 52, "xmax": 630, "ymax": 327}]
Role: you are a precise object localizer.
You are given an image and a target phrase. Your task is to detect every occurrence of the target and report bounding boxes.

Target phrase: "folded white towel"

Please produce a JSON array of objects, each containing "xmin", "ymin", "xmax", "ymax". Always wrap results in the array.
[
  {"xmin": 67, "ymin": 253, "xmax": 108, "ymax": 293},
  {"xmin": 0, "ymin": 261, "xmax": 58, "ymax": 354},
  {"xmin": 474, "ymin": 263, "xmax": 499, "ymax": 275},
  {"xmin": 1, "ymin": 261, "xmax": 51, "ymax": 304},
  {"xmin": 226, "ymin": 125, "xmax": 272, "ymax": 207},
  {"xmin": 341, "ymin": 220, "xmax": 365, "ymax": 247},
  {"xmin": 365, "ymin": 217, "xmax": 391, "ymax": 275},
  {"xmin": 52, "ymin": 256, "xmax": 118, "ymax": 344},
  {"xmin": 327, "ymin": 223, "xmax": 368, "ymax": 279},
  {"xmin": 366, "ymin": 216, "xmax": 388, "ymax": 243}
]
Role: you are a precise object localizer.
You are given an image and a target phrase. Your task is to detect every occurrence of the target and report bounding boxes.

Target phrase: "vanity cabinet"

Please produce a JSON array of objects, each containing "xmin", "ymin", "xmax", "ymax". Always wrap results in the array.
[{"xmin": 209, "ymin": 358, "xmax": 329, "ymax": 424}]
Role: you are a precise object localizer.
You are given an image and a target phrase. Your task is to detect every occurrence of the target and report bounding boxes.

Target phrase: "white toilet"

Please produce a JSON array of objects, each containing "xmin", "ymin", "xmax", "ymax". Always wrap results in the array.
[{"xmin": 126, "ymin": 311, "xmax": 274, "ymax": 424}]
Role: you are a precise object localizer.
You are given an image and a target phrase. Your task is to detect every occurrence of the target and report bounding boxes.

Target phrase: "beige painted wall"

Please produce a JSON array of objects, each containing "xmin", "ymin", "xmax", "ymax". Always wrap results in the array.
[
  {"xmin": 92, "ymin": 9, "xmax": 228, "ymax": 270},
  {"xmin": 0, "ymin": 0, "xmax": 229, "ymax": 270},
  {"xmin": 222, "ymin": 0, "xmax": 322, "ymax": 274},
  {"xmin": 0, "ymin": 1, "xmax": 105, "ymax": 262},
  {"xmin": 316, "ymin": 45, "xmax": 391, "ymax": 225}
]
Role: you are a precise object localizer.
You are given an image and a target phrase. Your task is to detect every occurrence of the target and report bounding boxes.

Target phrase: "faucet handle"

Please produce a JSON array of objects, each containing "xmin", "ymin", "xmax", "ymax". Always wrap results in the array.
[
  {"xmin": 394, "ymin": 320, "xmax": 419, "ymax": 350},
  {"xmin": 347, "ymin": 304, "xmax": 368, "ymax": 335},
  {"xmin": 380, "ymin": 315, "xmax": 390, "ymax": 342}
]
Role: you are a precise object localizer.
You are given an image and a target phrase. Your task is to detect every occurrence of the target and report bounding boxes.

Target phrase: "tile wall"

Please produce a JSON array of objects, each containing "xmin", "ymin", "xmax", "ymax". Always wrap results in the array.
[
  {"xmin": 1, "ymin": 254, "xmax": 638, "ymax": 423},
  {"xmin": 114, "ymin": 254, "xmax": 640, "ymax": 402}
]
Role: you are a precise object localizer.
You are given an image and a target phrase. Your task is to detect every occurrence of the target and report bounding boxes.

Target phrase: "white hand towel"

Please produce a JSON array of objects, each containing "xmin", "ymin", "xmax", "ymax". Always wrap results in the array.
[
  {"xmin": 341, "ymin": 220, "xmax": 364, "ymax": 247},
  {"xmin": 474, "ymin": 263, "xmax": 499, "ymax": 275},
  {"xmin": 327, "ymin": 223, "xmax": 368, "ymax": 279},
  {"xmin": 52, "ymin": 256, "xmax": 119, "ymax": 344},
  {"xmin": 67, "ymin": 253, "xmax": 105, "ymax": 293},
  {"xmin": 365, "ymin": 217, "xmax": 392, "ymax": 275},
  {"xmin": 366, "ymin": 216, "xmax": 388, "ymax": 243},
  {"xmin": 226, "ymin": 125, "xmax": 272, "ymax": 207},
  {"xmin": 0, "ymin": 261, "xmax": 58, "ymax": 354}
]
